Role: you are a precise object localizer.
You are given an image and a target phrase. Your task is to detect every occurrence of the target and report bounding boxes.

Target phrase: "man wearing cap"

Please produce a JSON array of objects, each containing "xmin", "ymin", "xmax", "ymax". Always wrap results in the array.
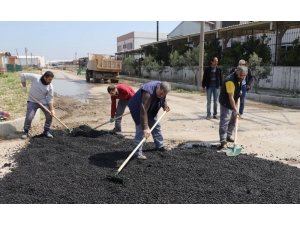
[{"xmin": 229, "ymin": 60, "xmax": 254, "ymax": 117}]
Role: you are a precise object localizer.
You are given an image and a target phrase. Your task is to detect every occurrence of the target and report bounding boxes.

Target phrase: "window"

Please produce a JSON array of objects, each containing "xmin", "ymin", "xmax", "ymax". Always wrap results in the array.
[
  {"xmin": 127, "ymin": 43, "xmax": 133, "ymax": 49},
  {"xmin": 117, "ymin": 45, "xmax": 122, "ymax": 51}
]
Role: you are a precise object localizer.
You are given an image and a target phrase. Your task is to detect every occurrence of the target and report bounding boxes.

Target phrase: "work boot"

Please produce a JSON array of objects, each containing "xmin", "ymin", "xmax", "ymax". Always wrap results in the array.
[
  {"xmin": 206, "ymin": 116, "xmax": 211, "ymax": 120},
  {"xmin": 21, "ymin": 130, "xmax": 29, "ymax": 139},
  {"xmin": 226, "ymin": 136, "xmax": 234, "ymax": 142},
  {"xmin": 44, "ymin": 130, "xmax": 53, "ymax": 138},
  {"xmin": 158, "ymin": 146, "xmax": 172, "ymax": 151},
  {"xmin": 112, "ymin": 127, "xmax": 121, "ymax": 132},
  {"xmin": 136, "ymin": 154, "xmax": 147, "ymax": 160},
  {"xmin": 220, "ymin": 140, "xmax": 227, "ymax": 148},
  {"xmin": 213, "ymin": 115, "xmax": 219, "ymax": 120}
]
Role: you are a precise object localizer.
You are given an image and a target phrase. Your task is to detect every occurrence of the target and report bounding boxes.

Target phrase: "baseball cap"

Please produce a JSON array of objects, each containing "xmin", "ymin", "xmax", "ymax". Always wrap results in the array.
[{"xmin": 239, "ymin": 59, "xmax": 246, "ymax": 65}]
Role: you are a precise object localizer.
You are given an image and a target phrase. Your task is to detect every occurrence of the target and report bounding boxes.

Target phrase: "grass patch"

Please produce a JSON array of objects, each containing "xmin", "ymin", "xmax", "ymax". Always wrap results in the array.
[
  {"xmin": 171, "ymin": 87, "xmax": 204, "ymax": 95},
  {"xmin": 0, "ymin": 70, "xmax": 42, "ymax": 121}
]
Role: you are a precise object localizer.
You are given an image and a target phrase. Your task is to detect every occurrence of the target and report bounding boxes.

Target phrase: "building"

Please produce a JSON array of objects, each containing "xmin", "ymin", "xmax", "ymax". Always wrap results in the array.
[
  {"xmin": 0, "ymin": 52, "xmax": 11, "ymax": 74},
  {"xmin": 17, "ymin": 55, "xmax": 46, "ymax": 68},
  {"xmin": 167, "ymin": 21, "xmax": 213, "ymax": 39},
  {"xmin": 116, "ymin": 31, "xmax": 168, "ymax": 60}
]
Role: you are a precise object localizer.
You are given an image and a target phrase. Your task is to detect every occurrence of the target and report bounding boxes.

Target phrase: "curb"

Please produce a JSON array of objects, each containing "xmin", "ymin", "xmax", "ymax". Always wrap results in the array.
[{"xmin": 0, "ymin": 109, "xmax": 40, "ymax": 136}]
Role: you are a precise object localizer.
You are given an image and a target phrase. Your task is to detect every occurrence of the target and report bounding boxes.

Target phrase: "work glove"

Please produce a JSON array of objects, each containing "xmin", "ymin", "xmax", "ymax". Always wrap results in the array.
[
  {"xmin": 109, "ymin": 118, "xmax": 114, "ymax": 123},
  {"xmin": 49, "ymin": 110, "xmax": 55, "ymax": 117},
  {"xmin": 233, "ymin": 111, "xmax": 241, "ymax": 119},
  {"xmin": 22, "ymin": 87, "xmax": 27, "ymax": 93}
]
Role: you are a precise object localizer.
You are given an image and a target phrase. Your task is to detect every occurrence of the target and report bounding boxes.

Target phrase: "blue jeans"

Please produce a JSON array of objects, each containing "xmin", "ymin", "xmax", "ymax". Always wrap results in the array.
[
  {"xmin": 133, "ymin": 115, "xmax": 164, "ymax": 156},
  {"xmin": 206, "ymin": 86, "xmax": 219, "ymax": 117},
  {"xmin": 239, "ymin": 85, "xmax": 247, "ymax": 115}
]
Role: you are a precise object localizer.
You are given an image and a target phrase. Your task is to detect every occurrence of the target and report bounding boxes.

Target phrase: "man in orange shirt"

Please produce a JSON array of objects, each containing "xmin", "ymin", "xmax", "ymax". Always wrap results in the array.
[{"xmin": 107, "ymin": 84, "xmax": 135, "ymax": 132}]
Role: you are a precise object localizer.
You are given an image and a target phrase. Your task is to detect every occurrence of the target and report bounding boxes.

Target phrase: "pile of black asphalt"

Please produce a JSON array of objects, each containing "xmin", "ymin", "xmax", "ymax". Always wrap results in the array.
[{"xmin": 1, "ymin": 125, "xmax": 300, "ymax": 204}]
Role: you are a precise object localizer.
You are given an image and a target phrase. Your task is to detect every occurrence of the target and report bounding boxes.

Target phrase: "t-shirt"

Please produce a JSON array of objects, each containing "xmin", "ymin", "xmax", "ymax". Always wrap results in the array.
[
  {"xmin": 225, "ymin": 81, "xmax": 240, "ymax": 93},
  {"xmin": 210, "ymin": 67, "xmax": 217, "ymax": 87}
]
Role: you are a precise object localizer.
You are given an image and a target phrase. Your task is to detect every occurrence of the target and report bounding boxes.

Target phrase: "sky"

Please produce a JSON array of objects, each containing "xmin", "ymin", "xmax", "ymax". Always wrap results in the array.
[
  {"xmin": 1, "ymin": 1, "xmax": 296, "ymax": 62},
  {"xmin": 0, "ymin": 21, "xmax": 181, "ymax": 61}
]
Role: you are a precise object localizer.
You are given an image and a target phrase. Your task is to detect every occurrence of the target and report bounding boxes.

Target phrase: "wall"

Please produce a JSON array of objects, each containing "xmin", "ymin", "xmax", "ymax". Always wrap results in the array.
[
  {"xmin": 140, "ymin": 66, "xmax": 300, "ymax": 92},
  {"xmin": 258, "ymin": 66, "xmax": 300, "ymax": 92}
]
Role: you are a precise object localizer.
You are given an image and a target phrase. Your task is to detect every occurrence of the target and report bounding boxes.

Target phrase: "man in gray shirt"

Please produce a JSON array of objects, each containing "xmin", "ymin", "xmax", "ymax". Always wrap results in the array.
[{"xmin": 20, "ymin": 71, "xmax": 55, "ymax": 139}]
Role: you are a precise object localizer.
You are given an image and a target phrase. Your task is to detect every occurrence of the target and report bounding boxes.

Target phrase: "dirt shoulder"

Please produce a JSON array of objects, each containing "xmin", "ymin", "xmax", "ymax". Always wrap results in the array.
[{"xmin": 1, "ymin": 69, "xmax": 300, "ymax": 178}]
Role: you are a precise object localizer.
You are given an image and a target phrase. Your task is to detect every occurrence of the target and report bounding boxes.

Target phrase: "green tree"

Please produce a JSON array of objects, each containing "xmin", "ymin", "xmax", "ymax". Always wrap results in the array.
[
  {"xmin": 184, "ymin": 47, "xmax": 199, "ymax": 85},
  {"xmin": 152, "ymin": 60, "xmax": 166, "ymax": 81},
  {"xmin": 123, "ymin": 57, "xmax": 138, "ymax": 76},
  {"xmin": 280, "ymin": 37, "xmax": 300, "ymax": 66},
  {"xmin": 142, "ymin": 55, "xmax": 157, "ymax": 78},
  {"xmin": 204, "ymin": 38, "xmax": 222, "ymax": 66},
  {"xmin": 247, "ymin": 52, "xmax": 271, "ymax": 94},
  {"xmin": 169, "ymin": 50, "xmax": 185, "ymax": 82},
  {"xmin": 242, "ymin": 34, "xmax": 272, "ymax": 64}
]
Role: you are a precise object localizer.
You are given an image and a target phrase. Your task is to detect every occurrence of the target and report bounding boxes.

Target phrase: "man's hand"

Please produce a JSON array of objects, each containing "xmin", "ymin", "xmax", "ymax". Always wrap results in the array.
[
  {"xmin": 22, "ymin": 87, "xmax": 27, "ymax": 93},
  {"xmin": 233, "ymin": 111, "xmax": 240, "ymax": 119},
  {"xmin": 50, "ymin": 110, "xmax": 55, "ymax": 117},
  {"xmin": 109, "ymin": 118, "xmax": 114, "ymax": 123},
  {"xmin": 164, "ymin": 105, "xmax": 170, "ymax": 112},
  {"xmin": 143, "ymin": 129, "xmax": 151, "ymax": 139},
  {"xmin": 202, "ymin": 87, "xmax": 206, "ymax": 93}
]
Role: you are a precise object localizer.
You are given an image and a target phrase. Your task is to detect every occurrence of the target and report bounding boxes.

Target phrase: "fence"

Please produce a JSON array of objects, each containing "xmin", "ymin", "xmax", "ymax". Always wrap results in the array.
[{"xmin": 134, "ymin": 65, "xmax": 300, "ymax": 93}]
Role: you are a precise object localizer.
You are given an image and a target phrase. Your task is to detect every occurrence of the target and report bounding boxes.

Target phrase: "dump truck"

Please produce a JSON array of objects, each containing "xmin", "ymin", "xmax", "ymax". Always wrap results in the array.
[{"xmin": 79, "ymin": 53, "xmax": 122, "ymax": 83}]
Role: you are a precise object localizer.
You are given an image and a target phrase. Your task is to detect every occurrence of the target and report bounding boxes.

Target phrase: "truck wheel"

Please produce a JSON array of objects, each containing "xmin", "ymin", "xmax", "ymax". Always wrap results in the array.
[
  {"xmin": 93, "ymin": 72, "xmax": 97, "ymax": 83},
  {"xmin": 86, "ymin": 70, "xmax": 90, "ymax": 82}
]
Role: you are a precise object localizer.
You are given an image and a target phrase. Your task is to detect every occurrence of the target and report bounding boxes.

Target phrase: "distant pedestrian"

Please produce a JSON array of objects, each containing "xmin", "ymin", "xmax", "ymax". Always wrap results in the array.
[
  {"xmin": 20, "ymin": 71, "xmax": 55, "ymax": 139},
  {"xmin": 219, "ymin": 66, "xmax": 248, "ymax": 147},
  {"xmin": 229, "ymin": 59, "xmax": 254, "ymax": 117},
  {"xmin": 202, "ymin": 57, "xmax": 223, "ymax": 120},
  {"xmin": 107, "ymin": 84, "xmax": 135, "ymax": 132},
  {"xmin": 128, "ymin": 81, "xmax": 171, "ymax": 160}
]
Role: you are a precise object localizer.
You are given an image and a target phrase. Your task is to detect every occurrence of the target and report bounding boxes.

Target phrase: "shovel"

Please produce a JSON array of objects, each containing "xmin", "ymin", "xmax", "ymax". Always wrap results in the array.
[
  {"xmin": 24, "ymin": 89, "xmax": 73, "ymax": 134},
  {"xmin": 226, "ymin": 98, "xmax": 242, "ymax": 156},
  {"xmin": 107, "ymin": 110, "xmax": 167, "ymax": 184},
  {"xmin": 92, "ymin": 112, "xmax": 130, "ymax": 130}
]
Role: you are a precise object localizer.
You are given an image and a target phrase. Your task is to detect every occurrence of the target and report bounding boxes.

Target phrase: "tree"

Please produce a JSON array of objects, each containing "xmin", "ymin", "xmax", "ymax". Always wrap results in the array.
[
  {"xmin": 123, "ymin": 57, "xmax": 138, "ymax": 76},
  {"xmin": 280, "ymin": 37, "xmax": 300, "ymax": 66},
  {"xmin": 142, "ymin": 55, "xmax": 156, "ymax": 78},
  {"xmin": 184, "ymin": 47, "xmax": 199, "ymax": 85},
  {"xmin": 152, "ymin": 60, "xmax": 166, "ymax": 81},
  {"xmin": 169, "ymin": 50, "xmax": 185, "ymax": 82},
  {"xmin": 247, "ymin": 52, "xmax": 271, "ymax": 94},
  {"xmin": 204, "ymin": 38, "xmax": 222, "ymax": 66}
]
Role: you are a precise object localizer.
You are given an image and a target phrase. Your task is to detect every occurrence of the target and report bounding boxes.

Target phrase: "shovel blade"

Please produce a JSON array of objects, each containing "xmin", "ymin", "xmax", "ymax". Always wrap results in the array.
[
  {"xmin": 226, "ymin": 144, "xmax": 242, "ymax": 156},
  {"xmin": 106, "ymin": 173, "xmax": 124, "ymax": 184}
]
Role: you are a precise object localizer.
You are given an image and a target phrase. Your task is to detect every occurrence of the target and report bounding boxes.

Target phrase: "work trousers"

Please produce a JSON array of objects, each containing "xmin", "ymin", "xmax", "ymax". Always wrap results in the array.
[
  {"xmin": 239, "ymin": 85, "xmax": 247, "ymax": 115},
  {"xmin": 219, "ymin": 104, "xmax": 237, "ymax": 141},
  {"xmin": 133, "ymin": 115, "xmax": 164, "ymax": 156},
  {"xmin": 24, "ymin": 101, "xmax": 53, "ymax": 131},
  {"xmin": 115, "ymin": 99, "xmax": 130, "ymax": 129}
]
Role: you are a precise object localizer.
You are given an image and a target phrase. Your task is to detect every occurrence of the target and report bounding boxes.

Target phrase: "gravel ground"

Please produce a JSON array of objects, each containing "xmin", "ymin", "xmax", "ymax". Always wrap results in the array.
[{"xmin": 1, "ymin": 125, "xmax": 300, "ymax": 204}]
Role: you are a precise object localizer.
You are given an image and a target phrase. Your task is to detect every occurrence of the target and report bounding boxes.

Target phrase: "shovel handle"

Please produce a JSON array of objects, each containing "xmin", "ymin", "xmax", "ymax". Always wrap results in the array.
[
  {"xmin": 26, "ymin": 91, "xmax": 71, "ymax": 130},
  {"xmin": 92, "ymin": 112, "xmax": 131, "ymax": 130},
  {"xmin": 117, "ymin": 110, "xmax": 167, "ymax": 173},
  {"xmin": 234, "ymin": 98, "xmax": 240, "ymax": 145}
]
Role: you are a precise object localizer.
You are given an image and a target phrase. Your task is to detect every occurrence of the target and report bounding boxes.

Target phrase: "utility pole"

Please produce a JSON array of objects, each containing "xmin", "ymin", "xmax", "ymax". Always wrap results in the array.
[
  {"xmin": 198, "ymin": 21, "xmax": 205, "ymax": 91},
  {"xmin": 157, "ymin": 21, "xmax": 159, "ymax": 41},
  {"xmin": 31, "ymin": 53, "xmax": 32, "ymax": 65},
  {"xmin": 25, "ymin": 48, "xmax": 28, "ymax": 69},
  {"xmin": 16, "ymin": 48, "xmax": 21, "ymax": 65}
]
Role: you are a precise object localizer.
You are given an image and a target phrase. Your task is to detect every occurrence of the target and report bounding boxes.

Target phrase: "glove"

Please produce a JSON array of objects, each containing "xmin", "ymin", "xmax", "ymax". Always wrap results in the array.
[
  {"xmin": 233, "ymin": 111, "xmax": 241, "ymax": 119},
  {"xmin": 109, "ymin": 118, "xmax": 114, "ymax": 123},
  {"xmin": 22, "ymin": 87, "xmax": 27, "ymax": 93},
  {"xmin": 49, "ymin": 110, "xmax": 55, "ymax": 117}
]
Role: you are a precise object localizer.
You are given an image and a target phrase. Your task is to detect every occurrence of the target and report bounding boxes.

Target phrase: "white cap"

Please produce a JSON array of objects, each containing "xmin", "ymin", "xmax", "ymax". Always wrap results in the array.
[{"xmin": 239, "ymin": 59, "xmax": 246, "ymax": 65}]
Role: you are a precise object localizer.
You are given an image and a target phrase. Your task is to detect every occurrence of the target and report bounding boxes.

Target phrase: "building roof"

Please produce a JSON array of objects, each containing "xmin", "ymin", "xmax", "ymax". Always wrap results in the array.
[{"xmin": 0, "ymin": 52, "xmax": 11, "ymax": 56}]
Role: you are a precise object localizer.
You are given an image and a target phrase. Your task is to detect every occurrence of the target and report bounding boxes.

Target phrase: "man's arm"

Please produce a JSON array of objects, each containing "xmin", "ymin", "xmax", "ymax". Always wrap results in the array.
[
  {"xmin": 246, "ymin": 68, "xmax": 254, "ymax": 87},
  {"xmin": 110, "ymin": 97, "xmax": 117, "ymax": 118},
  {"xmin": 140, "ymin": 91, "xmax": 151, "ymax": 131},
  {"xmin": 228, "ymin": 93, "xmax": 238, "ymax": 112}
]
